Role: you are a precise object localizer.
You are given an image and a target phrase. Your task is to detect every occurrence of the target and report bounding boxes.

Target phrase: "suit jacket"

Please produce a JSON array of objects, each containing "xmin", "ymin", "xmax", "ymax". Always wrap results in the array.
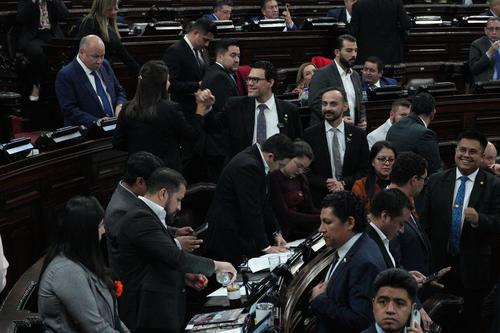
[
  {"xmin": 163, "ymin": 38, "xmax": 210, "ymax": 116},
  {"xmin": 386, "ymin": 113, "xmax": 441, "ymax": 174},
  {"xmin": 311, "ymin": 233, "xmax": 386, "ymax": 333},
  {"xmin": 205, "ymin": 145, "xmax": 281, "ymax": 265},
  {"xmin": 207, "ymin": 95, "xmax": 302, "ymax": 157},
  {"xmin": 38, "ymin": 255, "xmax": 127, "ymax": 333},
  {"xmin": 366, "ymin": 224, "xmax": 396, "ymax": 269},
  {"xmin": 250, "ymin": 15, "xmax": 298, "ymax": 30},
  {"xmin": 361, "ymin": 76, "xmax": 398, "ymax": 93},
  {"xmin": 420, "ymin": 168, "xmax": 500, "ymax": 289},
  {"xmin": 350, "ymin": 0, "xmax": 411, "ymax": 65},
  {"xmin": 326, "ymin": 7, "xmax": 348, "ymax": 24},
  {"xmin": 112, "ymin": 100, "xmax": 203, "ymax": 171},
  {"xmin": 201, "ymin": 13, "xmax": 219, "ymax": 21},
  {"xmin": 202, "ymin": 64, "xmax": 239, "ymax": 113},
  {"xmin": 360, "ymin": 325, "xmax": 378, "ymax": 333},
  {"xmin": 16, "ymin": 0, "xmax": 69, "ymax": 50},
  {"xmin": 55, "ymin": 58, "xmax": 127, "ymax": 127},
  {"xmin": 308, "ymin": 62, "xmax": 366, "ymax": 126},
  {"xmin": 117, "ymin": 199, "xmax": 214, "ymax": 332},
  {"xmin": 303, "ymin": 121, "xmax": 370, "ymax": 206},
  {"xmin": 469, "ymin": 36, "xmax": 495, "ymax": 83}
]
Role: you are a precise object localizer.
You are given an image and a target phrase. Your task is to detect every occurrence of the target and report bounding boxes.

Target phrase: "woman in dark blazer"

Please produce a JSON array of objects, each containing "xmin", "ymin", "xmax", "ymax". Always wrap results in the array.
[
  {"xmin": 270, "ymin": 140, "xmax": 320, "ymax": 240},
  {"xmin": 38, "ymin": 196, "xmax": 128, "ymax": 333},
  {"xmin": 16, "ymin": 0, "xmax": 69, "ymax": 101},
  {"xmin": 77, "ymin": 0, "xmax": 139, "ymax": 74},
  {"xmin": 113, "ymin": 60, "xmax": 214, "ymax": 171}
]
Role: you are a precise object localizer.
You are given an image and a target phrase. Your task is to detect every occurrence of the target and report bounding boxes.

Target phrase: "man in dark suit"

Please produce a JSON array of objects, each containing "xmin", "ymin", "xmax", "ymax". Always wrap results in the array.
[
  {"xmin": 362, "ymin": 268, "xmax": 423, "ymax": 333},
  {"xmin": 310, "ymin": 191, "xmax": 386, "ymax": 333},
  {"xmin": 251, "ymin": 0, "xmax": 297, "ymax": 31},
  {"xmin": 304, "ymin": 86, "xmax": 369, "ymax": 206},
  {"xmin": 207, "ymin": 60, "xmax": 302, "ymax": 157},
  {"xmin": 204, "ymin": 134, "xmax": 294, "ymax": 266},
  {"xmin": 361, "ymin": 56, "xmax": 398, "ymax": 94},
  {"xmin": 387, "ymin": 152, "xmax": 431, "ymax": 276},
  {"xmin": 386, "ymin": 92, "xmax": 442, "ymax": 175},
  {"xmin": 55, "ymin": 35, "xmax": 127, "ymax": 127},
  {"xmin": 350, "ymin": 0, "xmax": 411, "ymax": 65},
  {"xmin": 469, "ymin": 17, "xmax": 500, "ymax": 84},
  {"xmin": 117, "ymin": 167, "xmax": 236, "ymax": 333},
  {"xmin": 420, "ymin": 129, "xmax": 500, "ymax": 333},
  {"xmin": 309, "ymin": 34, "xmax": 366, "ymax": 128},
  {"xmin": 201, "ymin": 0, "xmax": 233, "ymax": 21},
  {"xmin": 326, "ymin": 0, "xmax": 356, "ymax": 25},
  {"xmin": 481, "ymin": 0, "xmax": 500, "ymax": 17}
]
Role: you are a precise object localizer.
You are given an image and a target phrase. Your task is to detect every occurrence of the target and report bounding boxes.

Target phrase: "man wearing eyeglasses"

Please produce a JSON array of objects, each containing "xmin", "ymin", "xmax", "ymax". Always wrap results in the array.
[
  {"xmin": 207, "ymin": 60, "xmax": 302, "ymax": 157},
  {"xmin": 420, "ymin": 129, "xmax": 500, "ymax": 333},
  {"xmin": 469, "ymin": 17, "xmax": 500, "ymax": 84}
]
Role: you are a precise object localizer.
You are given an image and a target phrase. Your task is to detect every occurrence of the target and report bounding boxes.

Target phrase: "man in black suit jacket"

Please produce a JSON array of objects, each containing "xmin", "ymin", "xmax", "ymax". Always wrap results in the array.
[
  {"xmin": 420, "ymin": 130, "xmax": 500, "ymax": 333},
  {"xmin": 308, "ymin": 34, "xmax": 366, "ymax": 128},
  {"xmin": 362, "ymin": 268, "xmax": 423, "ymax": 333},
  {"xmin": 469, "ymin": 17, "xmax": 500, "ymax": 84},
  {"xmin": 350, "ymin": 0, "xmax": 411, "ymax": 65},
  {"xmin": 386, "ymin": 92, "xmax": 442, "ymax": 175},
  {"xmin": 326, "ymin": 0, "xmax": 356, "ymax": 25},
  {"xmin": 207, "ymin": 60, "xmax": 302, "ymax": 157},
  {"xmin": 361, "ymin": 56, "xmax": 398, "ymax": 94},
  {"xmin": 205, "ymin": 134, "xmax": 295, "ymax": 266},
  {"xmin": 304, "ymin": 86, "xmax": 369, "ymax": 206},
  {"xmin": 117, "ymin": 167, "xmax": 236, "ymax": 333},
  {"xmin": 481, "ymin": 0, "xmax": 500, "ymax": 16}
]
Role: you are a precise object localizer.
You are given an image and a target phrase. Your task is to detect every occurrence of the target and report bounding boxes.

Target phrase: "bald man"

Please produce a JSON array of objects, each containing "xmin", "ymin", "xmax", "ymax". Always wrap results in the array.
[{"xmin": 56, "ymin": 34, "xmax": 127, "ymax": 127}]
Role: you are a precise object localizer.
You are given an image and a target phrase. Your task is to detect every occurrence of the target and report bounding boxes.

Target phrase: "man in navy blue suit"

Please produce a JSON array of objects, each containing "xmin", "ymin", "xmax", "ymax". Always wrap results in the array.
[
  {"xmin": 202, "ymin": 0, "xmax": 233, "ymax": 21},
  {"xmin": 55, "ymin": 35, "xmax": 127, "ymax": 127},
  {"xmin": 361, "ymin": 56, "xmax": 398, "ymax": 94},
  {"xmin": 310, "ymin": 191, "xmax": 386, "ymax": 333},
  {"xmin": 326, "ymin": 0, "xmax": 357, "ymax": 25}
]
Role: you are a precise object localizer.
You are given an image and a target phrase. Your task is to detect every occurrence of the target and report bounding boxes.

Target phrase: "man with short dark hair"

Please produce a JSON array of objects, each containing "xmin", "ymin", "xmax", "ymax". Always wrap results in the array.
[
  {"xmin": 309, "ymin": 34, "xmax": 366, "ymax": 128},
  {"xmin": 386, "ymin": 92, "xmax": 441, "ymax": 175},
  {"xmin": 208, "ymin": 60, "xmax": 302, "ymax": 157},
  {"xmin": 202, "ymin": 0, "xmax": 233, "ymax": 21},
  {"xmin": 311, "ymin": 191, "xmax": 386, "ymax": 333},
  {"xmin": 367, "ymin": 98, "xmax": 410, "ymax": 149},
  {"xmin": 252, "ymin": 0, "xmax": 297, "ymax": 31},
  {"xmin": 205, "ymin": 134, "xmax": 295, "ymax": 265},
  {"xmin": 469, "ymin": 17, "xmax": 500, "ymax": 84},
  {"xmin": 361, "ymin": 56, "xmax": 398, "ymax": 93},
  {"xmin": 117, "ymin": 167, "xmax": 237, "ymax": 333},
  {"xmin": 361, "ymin": 268, "xmax": 423, "ymax": 333},
  {"xmin": 421, "ymin": 129, "xmax": 500, "ymax": 333},
  {"xmin": 304, "ymin": 86, "xmax": 369, "ymax": 206}
]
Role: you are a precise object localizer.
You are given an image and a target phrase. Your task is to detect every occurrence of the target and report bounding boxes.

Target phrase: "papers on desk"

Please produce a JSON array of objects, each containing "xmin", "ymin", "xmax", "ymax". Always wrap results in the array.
[
  {"xmin": 185, "ymin": 308, "xmax": 246, "ymax": 332},
  {"xmin": 208, "ymin": 285, "xmax": 247, "ymax": 297},
  {"xmin": 286, "ymin": 238, "xmax": 306, "ymax": 248},
  {"xmin": 247, "ymin": 252, "xmax": 291, "ymax": 273}
]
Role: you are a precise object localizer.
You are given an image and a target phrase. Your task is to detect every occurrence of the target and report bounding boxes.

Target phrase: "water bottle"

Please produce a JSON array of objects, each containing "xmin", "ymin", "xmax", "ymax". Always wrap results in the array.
[{"xmin": 300, "ymin": 87, "xmax": 309, "ymax": 106}]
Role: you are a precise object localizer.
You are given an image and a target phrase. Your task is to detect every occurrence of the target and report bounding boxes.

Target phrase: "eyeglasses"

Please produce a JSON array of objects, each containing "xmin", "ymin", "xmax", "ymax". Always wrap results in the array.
[
  {"xmin": 486, "ymin": 27, "xmax": 500, "ymax": 32},
  {"xmin": 456, "ymin": 146, "xmax": 481, "ymax": 157},
  {"xmin": 293, "ymin": 159, "xmax": 310, "ymax": 173},
  {"xmin": 375, "ymin": 156, "xmax": 395, "ymax": 164},
  {"xmin": 245, "ymin": 77, "xmax": 267, "ymax": 84}
]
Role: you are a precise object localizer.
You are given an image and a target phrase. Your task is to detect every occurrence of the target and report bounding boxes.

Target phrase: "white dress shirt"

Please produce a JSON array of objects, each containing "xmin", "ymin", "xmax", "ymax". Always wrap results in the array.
[
  {"xmin": 453, "ymin": 168, "xmax": 479, "ymax": 232},
  {"xmin": 367, "ymin": 118, "xmax": 392, "ymax": 149},
  {"xmin": 252, "ymin": 94, "xmax": 280, "ymax": 144},
  {"xmin": 0, "ymin": 235, "xmax": 8, "ymax": 293},
  {"xmin": 325, "ymin": 120, "xmax": 346, "ymax": 179},
  {"xmin": 324, "ymin": 233, "xmax": 362, "ymax": 281},
  {"xmin": 184, "ymin": 35, "xmax": 204, "ymax": 65},
  {"xmin": 370, "ymin": 222, "xmax": 396, "ymax": 267},
  {"xmin": 76, "ymin": 55, "xmax": 113, "ymax": 114},
  {"xmin": 334, "ymin": 59, "xmax": 357, "ymax": 122},
  {"xmin": 346, "ymin": 10, "xmax": 352, "ymax": 23}
]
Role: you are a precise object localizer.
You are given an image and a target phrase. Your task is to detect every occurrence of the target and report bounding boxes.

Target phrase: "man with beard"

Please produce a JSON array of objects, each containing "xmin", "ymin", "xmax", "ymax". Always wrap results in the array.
[
  {"xmin": 304, "ymin": 87, "xmax": 369, "ymax": 206},
  {"xmin": 309, "ymin": 34, "xmax": 366, "ymax": 129},
  {"xmin": 117, "ymin": 167, "xmax": 236, "ymax": 333}
]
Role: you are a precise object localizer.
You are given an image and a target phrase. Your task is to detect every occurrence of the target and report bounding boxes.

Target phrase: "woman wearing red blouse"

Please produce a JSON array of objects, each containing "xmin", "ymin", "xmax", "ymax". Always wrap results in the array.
[{"xmin": 270, "ymin": 140, "xmax": 320, "ymax": 240}]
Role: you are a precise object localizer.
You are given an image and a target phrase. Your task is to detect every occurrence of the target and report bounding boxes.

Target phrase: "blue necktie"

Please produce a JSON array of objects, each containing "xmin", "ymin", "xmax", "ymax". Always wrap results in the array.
[
  {"xmin": 256, "ymin": 104, "xmax": 267, "ymax": 145},
  {"xmin": 91, "ymin": 71, "xmax": 113, "ymax": 117},
  {"xmin": 495, "ymin": 51, "xmax": 500, "ymax": 80},
  {"xmin": 325, "ymin": 251, "xmax": 340, "ymax": 282},
  {"xmin": 450, "ymin": 176, "xmax": 468, "ymax": 256}
]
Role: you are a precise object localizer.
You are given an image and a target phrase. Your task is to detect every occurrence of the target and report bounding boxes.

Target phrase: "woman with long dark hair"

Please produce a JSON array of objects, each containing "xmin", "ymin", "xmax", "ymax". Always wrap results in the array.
[
  {"xmin": 38, "ymin": 196, "xmax": 128, "ymax": 332},
  {"xmin": 113, "ymin": 60, "xmax": 213, "ymax": 171},
  {"xmin": 77, "ymin": 0, "xmax": 139, "ymax": 73},
  {"xmin": 352, "ymin": 140, "xmax": 396, "ymax": 210}
]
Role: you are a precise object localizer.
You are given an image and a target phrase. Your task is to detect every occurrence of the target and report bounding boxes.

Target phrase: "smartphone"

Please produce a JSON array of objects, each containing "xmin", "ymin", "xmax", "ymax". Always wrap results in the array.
[
  {"xmin": 408, "ymin": 304, "xmax": 421, "ymax": 328},
  {"xmin": 422, "ymin": 270, "xmax": 441, "ymax": 284},
  {"xmin": 193, "ymin": 222, "xmax": 208, "ymax": 236}
]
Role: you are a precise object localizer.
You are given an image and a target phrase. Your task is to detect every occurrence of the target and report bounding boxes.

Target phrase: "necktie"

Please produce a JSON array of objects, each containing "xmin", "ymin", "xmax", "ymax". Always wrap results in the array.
[
  {"xmin": 91, "ymin": 71, "xmax": 113, "ymax": 117},
  {"xmin": 256, "ymin": 104, "xmax": 267, "ymax": 145},
  {"xmin": 450, "ymin": 176, "xmax": 468, "ymax": 256},
  {"xmin": 331, "ymin": 128, "xmax": 343, "ymax": 179},
  {"xmin": 494, "ymin": 51, "xmax": 500, "ymax": 80},
  {"xmin": 368, "ymin": 83, "xmax": 377, "ymax": 91},
  {"xmin": 325, "ymin": 251, "xmax": 340, "ymax": 282}
]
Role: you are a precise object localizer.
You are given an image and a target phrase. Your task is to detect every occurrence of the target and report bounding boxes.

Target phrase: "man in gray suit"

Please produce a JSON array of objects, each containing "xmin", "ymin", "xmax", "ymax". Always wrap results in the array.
[
  {"xmin": 309, "ymin": 34, "xmax": 366, "ymax": 129},
  {"xmin": 104, "ymin": 151, "xmax": 200, "ymax": 277},
  {"xmin": 469, "ymin": 17, "xmax": 500, "ymax": 84}
]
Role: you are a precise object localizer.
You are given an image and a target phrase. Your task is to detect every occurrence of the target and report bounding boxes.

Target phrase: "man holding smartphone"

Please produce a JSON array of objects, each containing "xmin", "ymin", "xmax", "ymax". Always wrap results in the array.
[{"xmin": 362, "ymin": 268, "xmax": 423, "ymax": 333}]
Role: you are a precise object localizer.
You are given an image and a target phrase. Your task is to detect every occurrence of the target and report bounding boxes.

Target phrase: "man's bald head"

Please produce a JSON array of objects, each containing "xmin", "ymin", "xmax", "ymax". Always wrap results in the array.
[
  {"xmin": 79, "ymin": 35, "xmax": 106, "ymax": 71},
  {"xmin": 483, "ymin": 141, "xmax": 498, "ymax": 168}
]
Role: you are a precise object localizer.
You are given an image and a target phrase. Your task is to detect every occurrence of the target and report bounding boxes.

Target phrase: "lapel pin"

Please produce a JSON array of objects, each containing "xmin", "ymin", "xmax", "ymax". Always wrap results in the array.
[{"xmin": 480, "ymin": 181, "xmax": 484, "ymax": 185}]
